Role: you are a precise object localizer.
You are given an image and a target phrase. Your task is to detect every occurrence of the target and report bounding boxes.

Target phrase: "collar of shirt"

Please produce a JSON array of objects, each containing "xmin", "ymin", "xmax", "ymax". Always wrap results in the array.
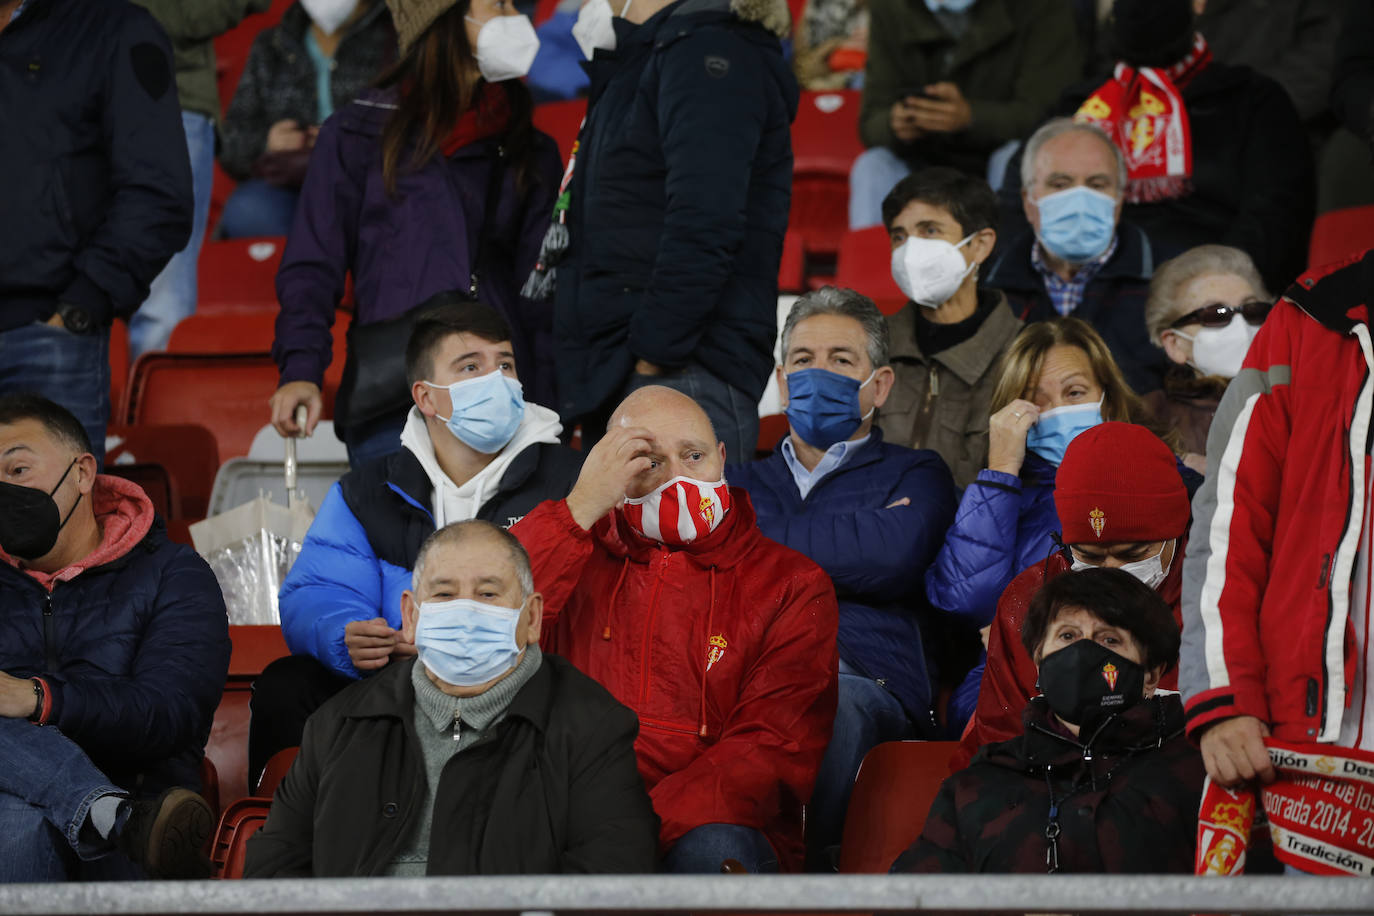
[
  {"xmin": 780, "ymin": 432, "xmax": 871, "ymax": 500},
  {"xmin": 1031, "ymin": 233, "xmax": 1119, "ymax": 317}
]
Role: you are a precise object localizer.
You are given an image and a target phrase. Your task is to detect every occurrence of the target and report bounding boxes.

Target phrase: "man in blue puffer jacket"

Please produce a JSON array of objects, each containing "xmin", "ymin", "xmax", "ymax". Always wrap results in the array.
[
  {"xmin": 0, "ymin": 396, "xmax": 229, "ymax": 880},
  {"xmin": 249, "ymin": 304, "xmax": 581, "ymax": 784},
  {"xmin": 729, "ymin": 288, "xmax": 957, "ymax": 871}
]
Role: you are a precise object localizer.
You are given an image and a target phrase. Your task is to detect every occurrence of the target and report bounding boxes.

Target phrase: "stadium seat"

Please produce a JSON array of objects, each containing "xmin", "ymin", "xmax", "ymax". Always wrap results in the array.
[
  {"xmin": 837, "ymin": 740, "xmax": 957, "ymax": 873},
  {"xmin": 789, "ymin": 90, "xmax": 864, "ymax": 262},
  {"xmin": 210, "ymin": 797, "xmax": 271, "ymax": 880},
  {"xmin": 105, "ymin": 423, "xmax": 220, "ymax": 520},
  {"xmin": 778, "ymin": 233, "xmax": 805, "ymax": 293},
  {"xmin": 756, "ymin": 413, "xmax": 789, "ymax": 457},
  {"xmin": 1308, "ymin": 206, "xmax": 1374, "ymax": 269},
  {"xmin": 532, "ymin": 98, "xmax": 587, "ymax": 164},
  {"xmin": 198, "ymin": 238, "xmax": 286, "ymax": 314},
  {"xmin": 835, "ymin": 227, "xmax": 906, "ymax": 314},
  {"xmin": 532, "ymin": 0, "xmax": 560, "ymax": 25},
  {"xmin": 109, "ymin": 318, "xmax": 130, "ymax": 418},
  {"xmin": 201, "ymin": 757, "xmax": 222, "ymax": 821},
  {"xmin": 256, "ymin": 747, "xmax": 300, "ymax": 798},
  {"xmin": 206, "ymin": 627, "xmax": 291, "ymax": 813},
  {"xmin": 104, "ymin": 463, "xmax": 175, "ymax": 520}
]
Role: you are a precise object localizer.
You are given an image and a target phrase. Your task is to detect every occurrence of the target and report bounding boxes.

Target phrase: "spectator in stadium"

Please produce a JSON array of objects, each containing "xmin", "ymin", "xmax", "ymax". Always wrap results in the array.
[
  {"xmin": 249, "ymin": 303, "xmax": 581, "ymax": 784},
  {"xmin": 1181, "ymin": 249, "xmax": 1374, "ymax": 875},
  {"xmin": 847, "ymin": 0, "xmax": 1082, "ymax": 229},
  {"xmin": 245, "ymin": 521, "xmax": 658, "ymax": 877},
  {"xmin": 876, "ymin": 169, "xmax": 1021, "ymax": 490},
  {"xmin": 537, "ymin": 0, "xmax": 795, "ymax": 466},
  {"xmin": 791, "ymin": 0, "xmax": 867, "ymax": 91},
  {"xmin": 511, "ymin": 386, "xmax": 839, "ymax": 873},
  {"xmin": 925, "ymin": 317, "xmax": 1185, "ymax": 630},
  {"xmin": 218, "ymin": 0, "xmax": 395, "ymax": 238},
  {"xmin": 1143, "ymin": 245, "xmax": 1270, "ymax": 472},
  {"xmin": 985, "ymin": 119, "xmax": 1166, "ymax": 396},
  {"xmin": 727, "ymin": 288, "xmax": 956, "ymax": 870},
  {"xmin": 0, "ymin": 396, "xmax": 231, "ymax": 880},
  {"xmin": 999, "ymin": 0, "xmax": 1314, "ymax": 295},
  {"xmin": 0, "ymin": 0, "xmax": 192, "ymax": 464},
  {"xmin": 268, "ymin": 0, "xmax": 561, "ymax": 465},
  {"xmin": 130, "ymin": 0, "xmax": 272, "ymax": 357},
  {"xmin": 956, "ymin": 422, "xmax": 1192, "ymax": 768},
  {"xmin": 896, "ymin": 568, "xmax": 1203, "ymax": 874}
]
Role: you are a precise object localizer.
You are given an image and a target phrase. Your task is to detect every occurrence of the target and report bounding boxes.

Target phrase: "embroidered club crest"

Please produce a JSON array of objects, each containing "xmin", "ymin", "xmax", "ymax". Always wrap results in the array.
[
  {"xmin": 700, "ymin": 496, "xmax": 715, "ymax": 529},
  {"xmin": 1089, "ymin": 507, "xmax": 1106, "ymax": 538},
  {"xmin": 1208, "ymin": 796, "xmax": 1255, "ymax": 833},
  {"xmin": 1315, "ymin": 756, "xmax": 1337, "ymax": 775},
  {"xmin": 1101, "ymin": 662, "xmax": 1119, "ymax": 691},
  {"xmin": 706, "ymin": 634, "xmax": 728, "ymax": 671}
]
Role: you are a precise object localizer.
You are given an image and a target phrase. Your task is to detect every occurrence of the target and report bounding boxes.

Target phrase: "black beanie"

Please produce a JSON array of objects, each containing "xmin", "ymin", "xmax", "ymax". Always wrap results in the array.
[{"xmin": 1110, "ymin": 0, "xmax": 1195, "ymax": 68}]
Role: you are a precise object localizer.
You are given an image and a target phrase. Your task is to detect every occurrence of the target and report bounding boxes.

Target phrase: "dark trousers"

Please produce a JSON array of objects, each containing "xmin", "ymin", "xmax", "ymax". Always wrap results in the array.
[
  {"xmin": 248, "ymin": 655, "xmax": 353, "ymax": 788},
  {"xmin": 0, "ymin": 322, "xmax": 110, "ymax": 465}
]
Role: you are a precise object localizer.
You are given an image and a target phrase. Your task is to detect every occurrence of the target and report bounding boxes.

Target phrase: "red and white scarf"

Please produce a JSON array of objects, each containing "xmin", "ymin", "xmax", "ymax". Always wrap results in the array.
[
  {"xmin": 1075, "ymin": 33, "xmax": 1213, "ymax": 204},
  {"xmin": 1197, "ymin": 739, "xmax": 1374, "ymax": 877}
]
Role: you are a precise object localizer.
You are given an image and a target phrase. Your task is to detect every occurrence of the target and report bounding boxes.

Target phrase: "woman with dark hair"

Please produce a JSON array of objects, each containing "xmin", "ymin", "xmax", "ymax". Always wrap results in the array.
[
  {"xmin": 267, "ymin": 0, "xmax": 561, "ymax": 465},
  {"xmin": 895, "ymin": 567, "xmax": 1204, "ymax": 874}
]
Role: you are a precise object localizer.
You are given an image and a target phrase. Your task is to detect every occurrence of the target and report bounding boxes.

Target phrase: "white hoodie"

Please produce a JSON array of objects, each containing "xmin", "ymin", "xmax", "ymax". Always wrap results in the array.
[{"xmin": 399, "ymin": 403, "xmax": 563, "ymax": 527}]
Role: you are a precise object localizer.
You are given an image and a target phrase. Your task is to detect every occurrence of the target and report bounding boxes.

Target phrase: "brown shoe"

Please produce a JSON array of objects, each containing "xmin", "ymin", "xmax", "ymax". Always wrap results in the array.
[{"xmin": 116, "ymin": 787, "xmax": 213, "ymax": 879}]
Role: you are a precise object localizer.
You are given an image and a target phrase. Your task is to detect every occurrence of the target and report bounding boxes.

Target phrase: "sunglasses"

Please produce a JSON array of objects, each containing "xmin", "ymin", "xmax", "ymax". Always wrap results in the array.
[{"xmin": 1169, "ymin": 299, "xmax": 1271, "ymax": 330}]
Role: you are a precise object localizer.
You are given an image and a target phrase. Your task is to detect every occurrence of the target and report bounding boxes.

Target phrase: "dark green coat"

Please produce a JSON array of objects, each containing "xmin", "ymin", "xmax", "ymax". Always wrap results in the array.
[
  {"xmin": 858, "ymin": 0, "xmax": 1082, "ymax": 177},
  {"xmin": 131, "ymin": 0, "xmax": 272, "ymax": 122}
]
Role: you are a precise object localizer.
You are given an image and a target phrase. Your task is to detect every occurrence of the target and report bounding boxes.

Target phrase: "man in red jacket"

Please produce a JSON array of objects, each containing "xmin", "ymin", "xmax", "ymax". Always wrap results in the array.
[{"xmin": 511, "ymin": 385, "xmax": 839, "ymax": 873}]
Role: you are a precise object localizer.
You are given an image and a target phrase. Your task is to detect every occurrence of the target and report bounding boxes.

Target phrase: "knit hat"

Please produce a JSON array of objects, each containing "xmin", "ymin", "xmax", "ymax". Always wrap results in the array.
[
  {"xmin": 1054, "ymin": 422, "xmax": 1189, "ymax": 545},
  {"xmin": 386, "ymin": 0, "xmax": 461, "ymax": 55},
  {"xmin": 1109, "ymin": 0, "xmax": 1194, "ymax": 68}
]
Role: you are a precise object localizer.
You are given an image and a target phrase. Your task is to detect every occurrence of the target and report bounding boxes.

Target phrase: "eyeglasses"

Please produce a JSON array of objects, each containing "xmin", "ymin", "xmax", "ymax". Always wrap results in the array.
[{"xmin": 1169, "ymin": 299, "xmax": 1271, "ymax": 330}]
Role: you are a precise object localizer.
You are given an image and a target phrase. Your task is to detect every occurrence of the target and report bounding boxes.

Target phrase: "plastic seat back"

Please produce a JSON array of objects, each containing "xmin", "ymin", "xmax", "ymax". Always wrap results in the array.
[
  {"xmin": 106, "ymin": 423, "xmax": 220, "ymax": 520},
  {"xmin": 532, "ymin": 98, "xmax": 587, "ymax": 164},
  {"xmin": 256, "ymin": 747, "xmax": 300, "ymax": 798},
  {"xmin": 197, "ymin": 239, "xmax": 286, "ymax": 314},
  {"xmin": 210, "ymin": 797, "xmax": 271, "ymax": 879},
  {"xmin": 835, "ymin": 226, "xmax": 906, "ymax": 313},
  {"xmin": 788, "ymin": 91, "xmax": 864, "ymax": 259},
  {"xmin": 837, "ymin": 740, "xmax": 958, "ymax": 873},
  {"xmin": 1308, "ymin": 206, "xmax": 1374, "ymax": 269}
]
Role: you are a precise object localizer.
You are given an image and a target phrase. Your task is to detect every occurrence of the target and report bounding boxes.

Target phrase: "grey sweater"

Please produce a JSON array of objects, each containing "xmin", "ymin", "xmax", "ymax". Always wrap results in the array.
[{"xmin": 384, "ymin": 645, "xmax": 543, "ymax": 876}]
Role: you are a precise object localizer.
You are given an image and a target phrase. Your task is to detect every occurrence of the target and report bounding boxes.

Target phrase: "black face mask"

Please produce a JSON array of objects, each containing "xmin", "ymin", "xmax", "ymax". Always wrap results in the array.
[
  {"xmin": 0, "ymin": 459, "xmax": 80, "ymax": 561},
  {"xmin": 1037, "ymin": 638, "xmax": 1146, "ymax": 730}
]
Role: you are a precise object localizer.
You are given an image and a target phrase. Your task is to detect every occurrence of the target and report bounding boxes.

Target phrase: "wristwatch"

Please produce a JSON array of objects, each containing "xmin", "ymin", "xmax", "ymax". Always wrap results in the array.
[
  {"xmin": 27, "ymin": 678, "xmax": 44, "ymax": 723},
  {"xmin": 56, "ymin": 303, "xmax": 94, "ymax": 335}
]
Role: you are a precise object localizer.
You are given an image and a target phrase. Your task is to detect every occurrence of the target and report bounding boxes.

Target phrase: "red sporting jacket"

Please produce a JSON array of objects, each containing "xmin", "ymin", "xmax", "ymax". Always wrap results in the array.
[
  {"xmin": 1181, "ymin": 250, "xmax": 1374, "ymax": 743},
  {"xmin": 511, "ymin": 492, "xmax": 839, "ymax": 869},
  {"xmin": 954, "ymin": 546, "xmax": 1185, "ymax": 769}
]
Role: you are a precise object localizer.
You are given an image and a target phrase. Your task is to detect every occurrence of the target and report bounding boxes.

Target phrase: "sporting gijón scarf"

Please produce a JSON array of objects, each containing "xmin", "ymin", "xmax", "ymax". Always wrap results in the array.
[
  {"xmin": 1197, "ymin": 739, "xmax": 1374, "ymax": 877},
  {"xmin": 1075, "ymin": 33, "xmax": 1213, "ymax": 204}
]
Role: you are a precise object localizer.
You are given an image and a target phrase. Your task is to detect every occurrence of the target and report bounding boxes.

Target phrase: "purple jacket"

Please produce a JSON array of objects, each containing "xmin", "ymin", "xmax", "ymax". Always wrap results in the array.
[{"xmin": 271, "ymin": 87, "xmax": 563, "ymax": 408}]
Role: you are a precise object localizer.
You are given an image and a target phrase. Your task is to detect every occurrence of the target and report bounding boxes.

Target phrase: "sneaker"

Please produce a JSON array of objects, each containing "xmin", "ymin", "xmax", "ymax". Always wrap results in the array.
[{"xmin": 115, "ymin": 787, "xmax": 213, "ymax": 879}]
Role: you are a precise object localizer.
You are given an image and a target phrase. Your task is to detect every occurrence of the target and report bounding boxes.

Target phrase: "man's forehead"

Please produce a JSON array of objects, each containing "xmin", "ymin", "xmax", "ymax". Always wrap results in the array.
[
  {"xmin": 0, "ymin": 419, "xmax": 56, "ymax": 454},
  {"xmin": 423, "ymin": 535, "xmax": 516, "ymax": 580}
]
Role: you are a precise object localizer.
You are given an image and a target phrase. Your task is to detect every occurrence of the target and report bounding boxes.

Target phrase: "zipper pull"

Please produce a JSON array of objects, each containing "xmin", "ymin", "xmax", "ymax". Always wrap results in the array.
[
  {"xmin": 452, "ymin": 710, "xmax": 461, "ymax": 743},
  {"xmin": 929, "ymin": 365, "xmax": 940, "ymax": 397}
]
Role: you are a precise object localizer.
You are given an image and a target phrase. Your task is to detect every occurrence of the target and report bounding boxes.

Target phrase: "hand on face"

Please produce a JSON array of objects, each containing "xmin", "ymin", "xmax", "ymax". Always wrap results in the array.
[
  {"xmin": 565, "ymin": 425, "xmax": 655, "ymax": 531},
  {"xmin": 987, "ymin": 399, "xmax": 1040, "ymax": 475}
]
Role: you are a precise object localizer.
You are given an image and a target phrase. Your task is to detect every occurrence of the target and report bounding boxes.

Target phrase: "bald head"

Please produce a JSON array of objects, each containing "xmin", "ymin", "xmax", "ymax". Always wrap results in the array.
[{"xmin": 609, "ymin": 386, "xmax": 725, "ymax": 498}]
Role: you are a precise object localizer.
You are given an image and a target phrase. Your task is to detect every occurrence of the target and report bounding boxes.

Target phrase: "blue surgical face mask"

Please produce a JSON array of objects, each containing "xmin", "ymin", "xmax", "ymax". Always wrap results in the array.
[
  {"xmin": 784, "ymin": 368, "xmax": 876, "ymax": 450},
  {"xmin": 424, "ymin": 369, "xmax": 525, "ymax": 454},
  {"xmin": 415, "ymin": 596, "xmax": 525, "ymax": 687},
  {"xmin": 1025, "ymin": 399, "xmax": 1103, "ymax": 466},
  {"xmin": 923, "ymin": 0, "xmax": 975, "ymax": 12},
  {"xmin": 1033, "ymin": 186, "xmax": 1118, "ymax": 264}
]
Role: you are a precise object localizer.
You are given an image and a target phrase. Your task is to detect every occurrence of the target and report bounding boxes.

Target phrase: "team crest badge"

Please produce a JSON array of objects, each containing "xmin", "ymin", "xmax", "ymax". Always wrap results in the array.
[
  {"xmin": 1089, "ymin": 507, "xmax": 1106, "ymax": 539},
  {"xmin": 706, "ymin": 634, "xmax": 728, "ymax": 671},
  {"xmin": 700, "ymin": 496, "xmax": 716, "ymax": 528},
  {"xmin": 1316, "ymin": 756, "xmax": 1337, "ymax": 775},
  {"xmin": 1101, "ymin": 662, "xmax": 1119, "ymax": 690}
]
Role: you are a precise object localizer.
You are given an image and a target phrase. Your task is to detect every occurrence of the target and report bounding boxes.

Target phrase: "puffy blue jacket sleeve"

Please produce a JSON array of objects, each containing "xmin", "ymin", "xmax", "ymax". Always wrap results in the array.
[
  {"xmin": 752, "ymin": 456, "xmax": 956, "ymax": 605},
  {"xmin": 278, "ymin": 483, "xmax": 386, "ymax": 679},
  {"xmin": 925, "ymin": 470, "xmax": 1025, "ymax": 626}
]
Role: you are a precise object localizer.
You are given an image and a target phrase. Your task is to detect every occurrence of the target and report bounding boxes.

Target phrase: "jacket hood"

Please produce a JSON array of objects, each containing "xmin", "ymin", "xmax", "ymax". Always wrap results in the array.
[
  {"xmin": 1283, "ymin": 248, "xmax": 1374, "ymax": 336},
  {"xmin": 676, "ymin": 0, "xmax": 791, "ymax": 37},
  {"xmin": 593, "ymin": 485, "xmax": 764, "ymax": 570}
]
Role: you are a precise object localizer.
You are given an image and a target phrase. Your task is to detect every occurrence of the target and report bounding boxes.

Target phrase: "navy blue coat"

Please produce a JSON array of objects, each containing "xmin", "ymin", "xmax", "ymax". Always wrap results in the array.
[
  {"xmin": 553, "ymin": 0, "xmax": 798, "ymax": 422},
  {"xmin": 0, "ymin": 0, "xmax": 192, "ymax": 331},
  {"xmin": 727, "ymin": 431, "xmax": 956, "ymax": 718},
  {"xmin": 0, "ymin": 516, "xmax": 229, "ymax": 796}
]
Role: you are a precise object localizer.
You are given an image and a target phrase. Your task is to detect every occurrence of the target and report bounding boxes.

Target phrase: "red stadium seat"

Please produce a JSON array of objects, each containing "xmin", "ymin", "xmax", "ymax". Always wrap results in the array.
[
  {"xmin": 789, "ymin": 90, "xmax": 864, "ymax": 261},
  {"xmin": 532, "ymin": 98, "xmax": 587, "ymax": 164},
  {"xmin": 105, "ymin": 463, "xmax": 175, "ymax": 520},
  {"xmin": 210, "ymin": 797, "xmax": 271, "ymax": 879},
  {"xmin": 533, "ymin": 0, "xmax": 560, "ymax": 25},
  {"xmin": 1308, "ymin": 206, "xmax": 1374, "ymax": 270},
  {"xmin": 778, "ymin": 233, "xmax": 805, "ymax": 293},
  {"xmin": 106, "ymin": 423, "xmax": 221, "ymax": 519},
  {"xmin": 109, "ymin": 318, "xmax": 130, "ymax": 418},
  {"xmin": 198, "ymin": 238, "xmax": 286, "ymax": 314},
  {"xmin": 837, "ymin": 740, "xmax": 957, "ymax": 873},
  {"xmin": 169, "ymin": 308, "xmax": 352, "ymax": 365},
  {"xmin": 201, "ymin": 757, "xmax": 221, "ymax": 821},
  {"xmin": 835, "ymin": 226, "xmax": 906, "ymax": 314},
  {"xmin": 256, "ymin": 747, "xmax": 300, "ymax": 798},
  {"xmin": 206, "ymin": 627, "xmax": 291, "ymax": 814},
  {"xmin": 756, "ymin": 413, "xmax": 789, "ymax": 457}
]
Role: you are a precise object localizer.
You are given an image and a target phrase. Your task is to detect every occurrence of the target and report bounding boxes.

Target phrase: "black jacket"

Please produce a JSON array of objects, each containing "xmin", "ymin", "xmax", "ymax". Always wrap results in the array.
[
  {"xmin": 0, "ymin": 0, "xmax": 193, "ymax": 331},
  {"xmin": 986, "ymin": 222, "xmax": 1166, "ymax": 395},
  {"xmin": 243, "ymin": 655, "xmax": 660, "ymax": 876},
  {"xmin": 553, "ymin": 0, "xmax": 798, "ymax": 422}
]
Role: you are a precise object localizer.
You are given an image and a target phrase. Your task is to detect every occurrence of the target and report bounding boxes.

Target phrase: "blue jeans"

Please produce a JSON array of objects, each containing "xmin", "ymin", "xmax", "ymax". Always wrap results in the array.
[
  {"xmin": 624, "ymin": 364, "xmax": 759, "ymax": 465},
  {"xmin": 219, "ymin": 180, "xmax": 300, "ymax": 239},
  {"xmin": 0, "ymin": 322, "xmax": 110, "ymax": 465},
  {"xmin": 663, "ymin": 824, "xmax": 779, "ymax": 874},
  {"xmin": 805, "ymin": 662, "xmax": 914, "ymax": 870},
  {"xmin": 848, "ymin": 147, "xmax": 913, "ymax": 230},
  {"xmin": 0, "ymin": 717, "xmax": 124, "ymax": 882},
  {"xmin": 129, "ymin": 110, "xmax": 215, "ymax": 359}
]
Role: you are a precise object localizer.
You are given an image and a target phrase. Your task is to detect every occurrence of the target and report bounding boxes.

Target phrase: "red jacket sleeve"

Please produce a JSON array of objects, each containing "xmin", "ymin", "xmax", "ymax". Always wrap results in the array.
[
  {"xmin": 648, "ymin": 566, "xmax": 839, "ymax": 849},
  {"xmin": 510, "ymin": 499, "xmax": 596, "ymax": 632}
]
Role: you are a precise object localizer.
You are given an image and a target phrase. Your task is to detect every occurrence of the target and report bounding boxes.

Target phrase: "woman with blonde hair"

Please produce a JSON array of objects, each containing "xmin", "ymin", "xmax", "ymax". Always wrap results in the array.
[
  {"xmin": 925, "ymin": 317, "xmax": 1186, "ymax": 632},
  {"xmin": 1143, "ymin": 245, "xmax": 1271, "ymax": 472}
]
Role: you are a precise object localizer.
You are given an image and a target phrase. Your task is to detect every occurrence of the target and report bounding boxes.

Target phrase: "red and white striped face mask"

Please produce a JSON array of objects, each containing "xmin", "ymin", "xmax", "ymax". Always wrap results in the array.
[{"xmin": 621, "ymin": 475, "xmax": 731, "ymax": 546}]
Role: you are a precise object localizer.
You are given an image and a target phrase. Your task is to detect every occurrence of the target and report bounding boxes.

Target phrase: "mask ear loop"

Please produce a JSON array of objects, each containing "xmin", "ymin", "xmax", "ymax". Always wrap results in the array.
[
  {"xmin": 856, "ymin": 370, "xmax": 878, "ymax": 422},
  {"xmin": 50, "ymin": 458, "xmax": 82, "ymax": 537}
]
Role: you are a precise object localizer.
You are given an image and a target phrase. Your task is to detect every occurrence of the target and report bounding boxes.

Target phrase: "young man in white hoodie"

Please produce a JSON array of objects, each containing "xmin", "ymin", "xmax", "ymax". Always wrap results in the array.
[{"xmin": 248, "ymin": 303, "xmax": 582, "ymax": 784}]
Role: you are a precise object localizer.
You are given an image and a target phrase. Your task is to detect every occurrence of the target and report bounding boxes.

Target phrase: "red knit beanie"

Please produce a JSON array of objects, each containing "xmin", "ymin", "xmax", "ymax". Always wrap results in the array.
[{"xmin": 1054, "ymin": 422, "xmax": 1190, "ymax": 544}]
